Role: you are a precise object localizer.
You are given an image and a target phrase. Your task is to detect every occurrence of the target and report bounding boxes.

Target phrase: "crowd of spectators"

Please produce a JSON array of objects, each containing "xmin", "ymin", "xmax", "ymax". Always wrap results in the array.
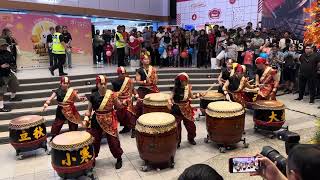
[{"xmin": 93, "ymin": 22, "xmax": 320, "ymax": 107}]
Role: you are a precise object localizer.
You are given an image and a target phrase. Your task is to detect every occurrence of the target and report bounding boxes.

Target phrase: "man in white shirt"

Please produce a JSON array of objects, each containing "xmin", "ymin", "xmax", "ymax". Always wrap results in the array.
[
  {"xmin": 156, "ymin": 26, "xmax": 165, "ymax": 39},
  {"xmin": 279, "ymin": 31, "xmax": 293, "ymax": 52}
]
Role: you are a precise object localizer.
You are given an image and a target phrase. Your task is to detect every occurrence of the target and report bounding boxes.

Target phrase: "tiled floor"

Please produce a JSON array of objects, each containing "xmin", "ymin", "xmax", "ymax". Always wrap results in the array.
[{"xmin": 0, "ymin": 94, "xmax": 318, "ymax": 180}]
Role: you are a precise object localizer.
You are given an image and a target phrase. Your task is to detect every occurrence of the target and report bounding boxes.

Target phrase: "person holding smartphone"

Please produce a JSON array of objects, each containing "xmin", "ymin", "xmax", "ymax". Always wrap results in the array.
[{"xmin": 250, "ymin": 144, "xmax": 320, "ymax": 180}]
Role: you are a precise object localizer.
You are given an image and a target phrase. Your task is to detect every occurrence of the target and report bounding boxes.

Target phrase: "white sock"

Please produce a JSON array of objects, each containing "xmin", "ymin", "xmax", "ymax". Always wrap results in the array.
[
  {"xmin": 11, "ymin": 93, "xmax": 16, "ymax": 98},
  {"xmin": 0, "ymin": 101, "xmax": 3, "ymax": 109}
]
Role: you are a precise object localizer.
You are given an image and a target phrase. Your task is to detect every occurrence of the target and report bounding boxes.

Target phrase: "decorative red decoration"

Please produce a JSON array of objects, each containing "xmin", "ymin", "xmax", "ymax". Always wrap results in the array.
[
  {"xmin": 192, "ymin": 14, "xmax": 197, "ymax": 21},
  {"xmin": 229, "ymin": 0, "xmax": 236, "ymax": 4},
  {"xmin": 208, "ymin": 8, "xmax": 221, "ymax": 19}
]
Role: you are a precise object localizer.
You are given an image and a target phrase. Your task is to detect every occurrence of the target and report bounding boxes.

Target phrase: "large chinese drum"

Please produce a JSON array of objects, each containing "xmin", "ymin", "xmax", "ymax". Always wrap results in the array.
[
  {"xmin": 253, "ymin": 100, "xmax": 285, "ymax": 131},
  {"xmin": 143, "ymin": 93, "xmax": 171, "ymax": 114},
  {"xmin": 135, "ymin": 112, "xmax": 177, "ymax": 168},
  {"xmin": 200, "ymin": 91, "xmax": 225, "ymax": 114},
  {"xmin": 50, "ymin": 131, "xmax": 95, "ymax": 179},
  {"xmin": 9, "ymin": 115, "xmax": 48, "ymax": 158},
  {"xmin": 243, "ymin": 88, "xmax": 258, "ymax": 109},
  {"xmin": 205, "ymin": 101, "xmax": 245, "ymax": 146}
]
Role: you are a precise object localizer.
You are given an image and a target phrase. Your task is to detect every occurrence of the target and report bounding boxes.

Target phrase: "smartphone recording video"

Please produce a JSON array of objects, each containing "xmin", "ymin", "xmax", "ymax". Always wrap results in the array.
[{"xmin": 229, "ymin": 157, "xmax": 260, "ymax": 173}]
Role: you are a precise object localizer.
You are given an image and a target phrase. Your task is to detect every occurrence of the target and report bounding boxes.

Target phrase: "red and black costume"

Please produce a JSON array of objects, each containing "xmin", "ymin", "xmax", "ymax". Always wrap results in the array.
[
  {"xmin": 255, "ymin": 57, "xmax": 279, "ymax": 100},
  {"xmin": 170, "ymin": 73, "xmax": 196, "ymax": 147},
  {"xmin": 135, "ymin": 62, "xmax": 159, "ymax": 116},
  {"xmin": 222, "ymin": 65, "xmax": 254, "ymax": 107},
  {"xmin": 84, "ymin": 75, "xmax": 123, "ymax": 169},
  {"xmin": 45, "ymin": 77, "xmax": 82, "ymax": 140},
  {"xmin": 112, "ymin": 67, "xmax": 137, "ymax": 136}
]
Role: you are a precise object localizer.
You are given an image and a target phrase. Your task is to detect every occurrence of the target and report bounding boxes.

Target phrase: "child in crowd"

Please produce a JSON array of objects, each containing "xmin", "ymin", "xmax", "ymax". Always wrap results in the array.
[
  {"xmin": 174, "ymin": 44, "xmax": 180, "ymax": 67},
  {"xmin": 181, "ymin": 47, "xmax": 189, "ymax": 67},
  {"xmin": 167, "ymin": 45, "xmax": 174, "ymax": 67},
  {"xmin": 105, "ymin": 42, "xmax": 113, "ymax": 66}
]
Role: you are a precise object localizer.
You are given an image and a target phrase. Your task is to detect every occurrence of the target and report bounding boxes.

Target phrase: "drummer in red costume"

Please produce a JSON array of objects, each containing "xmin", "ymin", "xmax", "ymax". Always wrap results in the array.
[
  {"xmin": 43, "ymin": 76, "xmax": 85, "ymax": 141},
  {"xmin": 255, "ymin": 57, "xmax": 280, "ymax": 100},
  {"xmin": 83, "ymin": 75, "xmax": 124, "ymax": 169},
  {"xmin": 112, "ymin": 66, "xmax": 137, "ymax": 138},
  {"xmin": 135, "ymin": 50, "xmax": 159, "ymax": 116},
  {"xmin": 168, "ymin": 72, "xmax": 199, "ymax": 148},
  {"xmin": 222, "ymin": 64, "xmax": 255, "ymax": 107}
]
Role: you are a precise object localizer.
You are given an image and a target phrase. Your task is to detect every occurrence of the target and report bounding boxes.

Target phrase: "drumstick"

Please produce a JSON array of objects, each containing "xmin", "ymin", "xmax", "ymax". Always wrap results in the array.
[{"xmin": 202, "ymin": 84, "xmax": 216, "ymax": 96}]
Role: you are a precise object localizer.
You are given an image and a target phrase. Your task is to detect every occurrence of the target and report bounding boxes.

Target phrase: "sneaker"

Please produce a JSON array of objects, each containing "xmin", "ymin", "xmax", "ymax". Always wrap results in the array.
[
  {"xmin": 309, "ymin": 100, "xmax": 315, "ymax": 104},
  {"xmin": 9, "ymin": 97, "xmax": 22, "ymax": 101},
  {"xmin": 294, "ymin": 98, "xmax": 303, "ymax": 101},
  {"xmin": 115, "ymin": 158, "xmax": 122, "ymax": 169},
  {"xmin": 0, "ymin": 107, "xmax": 11, "ymax": 112},
  {"xmin": 188, "ymin": 139, "xmax": 197, "ymax": 145}
]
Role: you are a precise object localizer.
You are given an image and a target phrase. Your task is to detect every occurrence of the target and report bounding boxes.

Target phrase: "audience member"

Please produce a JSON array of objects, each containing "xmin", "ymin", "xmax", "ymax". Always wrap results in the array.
[{"xmin": 178, "ymin": 164, "xmax": 223, "ymax": 180}]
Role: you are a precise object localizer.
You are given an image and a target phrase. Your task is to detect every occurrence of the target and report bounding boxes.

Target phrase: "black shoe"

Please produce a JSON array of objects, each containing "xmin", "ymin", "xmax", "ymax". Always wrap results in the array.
[
  {"xmin": 177, "ymin": 143, "xmax": 180, "ymax": 149},
  {"xmin": 284, "ymin": 89, "xmax": 290, "ymax": 93},
  {"xmin": 115, "ymin": 158, "xmax": 122, "ymax": 169},
  {"xmin": 0, "ymin": 107, "xmax": 11, "ymax": 112},
  {"xmin": 294, "ymin": 98, "xmax": 303, "ymax": 101},
  {"xmin": 188, "ymin": 139, "xmax": 197, "ymax": 145},
  {"xmin": 59, "ymin": 73, "xmax": 68, "ymax": 76},
  {"xmin": 9, "ymin": 97, "xmax": 22, "ymax": 102},
  {"xmin": 309, "ymin": 100, "xmax": 315, "ymax": 104},
  {"xmin": 119, "ymin": 126, "xmax": 131, "ymax": 134},
  {"xmin": 49, "ymin": 68, "xmax": 54, "ymax": 76},
  {"xmin": 131, "ymin": 129, "xmax": 136, "ymax": 138}
]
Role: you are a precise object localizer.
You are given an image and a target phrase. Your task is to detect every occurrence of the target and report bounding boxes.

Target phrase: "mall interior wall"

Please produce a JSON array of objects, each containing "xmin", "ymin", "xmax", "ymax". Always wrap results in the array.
[{"xmin": 2, "ymin": 0, "xmax": 170, "ymax": 21}]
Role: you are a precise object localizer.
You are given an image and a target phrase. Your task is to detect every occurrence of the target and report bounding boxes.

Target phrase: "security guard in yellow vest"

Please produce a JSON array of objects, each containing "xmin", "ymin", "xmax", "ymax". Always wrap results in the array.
[
  {"xmin": 115, "ymin": 25, "xmax": 126, "ymax": 67},
  {"xmin": 50, "ymin": 25, "xmax": 68, "ymax": 76}
]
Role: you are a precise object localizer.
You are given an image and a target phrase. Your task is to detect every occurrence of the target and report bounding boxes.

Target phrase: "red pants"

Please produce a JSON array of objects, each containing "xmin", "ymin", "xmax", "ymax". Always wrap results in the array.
[
  {"xmin": 51, "ymin": 118, "xmax": 78, "ymax": 136},
  {"xmin": 175, "ymin": 115, "xmax": 196, "ymax": 144},
  {"xmin": 135, "ymin": 100, "xmax": 144, "ymax": 117},
  {"xmin": 116, "ymin": 108, "xmax": 137, "ymax": 129},
  {"xmin": 87, "ymin": 127, "xmax": 123, "ymax": 159}
]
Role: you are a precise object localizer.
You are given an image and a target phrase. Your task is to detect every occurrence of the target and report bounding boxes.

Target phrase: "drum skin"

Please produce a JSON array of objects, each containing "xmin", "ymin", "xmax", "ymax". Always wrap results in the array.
[
  {"xmin": 9, "ymin": 115, "xmax": 47, "ymax": 152},
  {"xmin": 143, "ymin": 104, "xmax": 170, "ymax": 114},
  {"xmin": 253, "ymin": 100, "xmax": 285, "ymax": 131},
  {"xmin": 200, "ymin": 92, "xmax": 225, "ymax": 113},
  {"xmin": 143, "ymin": 93, "xmax": 171, "ymax": 114},
  {"xmin": 205, "ymin": 114, "xmax": 245, "ymax": 145},
  {"xmin": 136, "ymin": 128, "xmax": 177, "ymax": 165},
  {"xmin": 50, "ymin": 131, "xmax": 94, "ymax": 179}
]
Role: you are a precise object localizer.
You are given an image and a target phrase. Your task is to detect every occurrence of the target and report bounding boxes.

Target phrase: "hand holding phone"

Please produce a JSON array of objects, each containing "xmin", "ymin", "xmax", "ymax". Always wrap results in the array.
[{"xmin": 229, "ymin": 157, "xmax": 260, "ymax": 173}]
